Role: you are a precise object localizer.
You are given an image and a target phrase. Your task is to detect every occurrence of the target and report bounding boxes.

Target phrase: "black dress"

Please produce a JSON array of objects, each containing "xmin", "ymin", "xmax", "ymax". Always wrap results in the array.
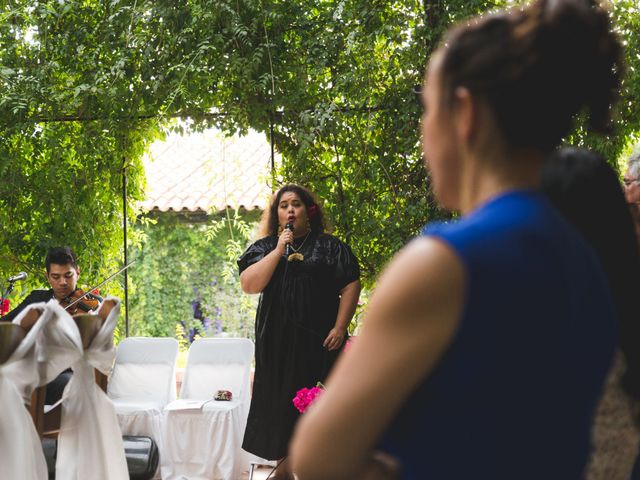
[{"xmin": 238, "ymin": 232, "xmax": 360, "ymax": 459}]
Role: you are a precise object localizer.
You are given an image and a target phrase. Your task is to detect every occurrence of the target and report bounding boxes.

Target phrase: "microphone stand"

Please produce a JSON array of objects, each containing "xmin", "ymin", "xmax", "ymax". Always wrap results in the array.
[{"xmin": 0, "ymin": 279, "xmax": 17, "ymax": 316}]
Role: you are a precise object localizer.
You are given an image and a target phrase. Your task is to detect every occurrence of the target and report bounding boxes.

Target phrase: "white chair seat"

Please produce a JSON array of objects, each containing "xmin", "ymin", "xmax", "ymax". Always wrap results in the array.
[
  {"xmin": 164, "ymin": 398, "xmax": 242, "ymax": 413},
  {"xmin": 112, "ymin": 399, "xmax": 164, "ymax": 414},
  {"xmin": 160, "ymin": 338, "xmax": 254, "ymax": 480},
  {"xmin": 203, "ymin": 399, "xmax": 242, "ymax": 413}
]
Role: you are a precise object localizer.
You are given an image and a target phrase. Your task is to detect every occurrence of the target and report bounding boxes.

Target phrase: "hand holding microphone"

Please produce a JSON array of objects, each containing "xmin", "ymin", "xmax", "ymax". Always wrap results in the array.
[{"xmin": 283, "ymin": 223, "xmax": 294, "ymax": 257}]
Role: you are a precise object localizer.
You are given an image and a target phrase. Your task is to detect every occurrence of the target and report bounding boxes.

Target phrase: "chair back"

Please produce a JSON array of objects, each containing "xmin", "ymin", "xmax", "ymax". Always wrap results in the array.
[
  {"xmin": 180, "ymin": 338, "xmax": 254, "ymax": 401},
  {"xmin": 0, "ymin": 323, "xmax": 26, "ymax": 364},
  {"xmin": 73, "ymin": 314, "xmax": 103, "ymax": 349},
  {"xmin": 108, "ymin": 337, "xmax": 179, "ymax": 405}
]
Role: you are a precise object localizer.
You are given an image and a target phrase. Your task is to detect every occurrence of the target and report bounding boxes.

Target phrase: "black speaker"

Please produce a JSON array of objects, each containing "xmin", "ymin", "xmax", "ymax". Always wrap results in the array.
[
  {"xmin": 123, "ymin": 435, "xmax": 159, "ymax": 480},
  {"xmin": 41, "ymin": 437, "xmax": 57, "ymax": 480},
  {"xmin": 41, "ymin": 435, "xmax": 159, "ymax": 480}
]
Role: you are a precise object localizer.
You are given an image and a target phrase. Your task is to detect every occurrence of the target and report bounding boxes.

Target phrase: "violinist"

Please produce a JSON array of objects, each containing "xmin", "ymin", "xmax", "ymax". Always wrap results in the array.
[
  {"xmin": 2, "ymin": 246, "xmax": 102, "ymax": 321},
  {"xmin": 2, "ymin": 246, "xmax": 101, "ymax": 404}
]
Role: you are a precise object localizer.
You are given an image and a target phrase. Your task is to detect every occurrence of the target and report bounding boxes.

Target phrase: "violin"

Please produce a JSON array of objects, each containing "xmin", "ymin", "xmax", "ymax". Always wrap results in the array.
[
  {"xmin": 60, "ymin": 288, "xmax": 102, "ymax": 315},
  {"xmin": 57, "ymin": 261, "xmax": 135, "ymax": 317}
]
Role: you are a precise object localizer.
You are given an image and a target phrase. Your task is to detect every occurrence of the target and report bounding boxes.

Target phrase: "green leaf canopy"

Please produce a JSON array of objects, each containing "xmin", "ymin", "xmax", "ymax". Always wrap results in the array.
[{"xmin": 1, "ymin": 0, "xmax": 639, "ymax": 293}]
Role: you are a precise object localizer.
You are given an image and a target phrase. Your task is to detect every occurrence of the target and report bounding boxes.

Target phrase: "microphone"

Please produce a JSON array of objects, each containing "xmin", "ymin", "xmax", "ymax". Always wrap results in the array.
[
  {"xmin": 284, "ymin": 223, "xmax": 293, "ymax": 257},
  {"xmin": 8, "ymin": 272, "xmax": 27, "ymax": 283}
]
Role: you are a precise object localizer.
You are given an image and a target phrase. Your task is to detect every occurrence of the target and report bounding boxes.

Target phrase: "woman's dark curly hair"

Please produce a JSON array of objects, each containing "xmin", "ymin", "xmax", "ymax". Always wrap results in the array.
[
  {"xmin": 259, "ymin": 184, "xmax": 328, "ymax": 237},
  {"xmin": 438, "ymin": 0, "xmax": 622, "ymax": 153},
  {"xmin": 542, "ymin": 147, "xmax": 640, "ymax": 400}
]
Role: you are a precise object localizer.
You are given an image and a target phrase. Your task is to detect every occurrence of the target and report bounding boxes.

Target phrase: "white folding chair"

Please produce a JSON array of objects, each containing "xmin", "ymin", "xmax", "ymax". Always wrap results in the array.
[
  {"xmin": 108, "ymin": 337, "xmax": 179, "ymax": 479},
  {"xmin": 161, "ymin": 338, "xmax": 254, "ymax": 480}
]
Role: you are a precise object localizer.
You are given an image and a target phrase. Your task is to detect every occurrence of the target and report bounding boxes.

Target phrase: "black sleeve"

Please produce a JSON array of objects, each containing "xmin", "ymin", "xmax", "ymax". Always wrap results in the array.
[
  {"xmin": 237, "ymin": 237, "xmax": 275, "ymax": 275},
  {"xmin": 1, "ymin": 290, "xmax": 53, "ymax": 323},
  {"xmin": 332, "ymin": 238, "xmax": 361, "ymax": 291}
]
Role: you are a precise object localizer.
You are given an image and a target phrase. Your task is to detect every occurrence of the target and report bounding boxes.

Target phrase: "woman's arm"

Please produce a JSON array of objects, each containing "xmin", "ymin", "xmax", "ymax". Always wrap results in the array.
[
  {"xmin": 240, "ymin": 230, "xmax": 293, "ymax": 294},
  {"xmin": 289, "ymin": 237, "xmax": 465, "ymax": 479},
  {"xmin": 323, "ymin": 279, "xmax": 361, "ymax": 351}
]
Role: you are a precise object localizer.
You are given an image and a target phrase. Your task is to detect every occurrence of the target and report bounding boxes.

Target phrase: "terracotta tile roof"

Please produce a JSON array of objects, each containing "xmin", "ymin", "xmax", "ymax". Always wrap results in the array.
[{"xmin": 140, "ymin": 128, "xmax": 278, "ymax": 213}]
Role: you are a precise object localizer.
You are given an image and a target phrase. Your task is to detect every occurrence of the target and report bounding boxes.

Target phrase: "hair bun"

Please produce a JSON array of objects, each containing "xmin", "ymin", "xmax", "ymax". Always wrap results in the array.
[
  {"xmin": 536, "ymin": 0, "xmax": 622, "ymax": 132},
  {"xmin": 439, "ymin": 0, "xmax": 622, "ymax": 151}
]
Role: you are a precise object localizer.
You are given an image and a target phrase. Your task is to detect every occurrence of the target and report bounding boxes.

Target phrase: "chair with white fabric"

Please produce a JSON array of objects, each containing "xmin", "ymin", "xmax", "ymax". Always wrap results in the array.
[
  {"xmin": 161, "ymin": 338, "xmax": 255, "ymax": 480},
  {"xmin": 1, "ymin": 304, "xmax": 51, "ymax": 480},
  {"xmin": 38, "ymin": 298, "xmax": 129, "ymax": 480},
  {"xmin": 31, "ymin": 313, "xmax": 109, "ymax": 439},
  {"xmin": 108, "ymin": 336, "xmax": 179, "ymax": 478}
]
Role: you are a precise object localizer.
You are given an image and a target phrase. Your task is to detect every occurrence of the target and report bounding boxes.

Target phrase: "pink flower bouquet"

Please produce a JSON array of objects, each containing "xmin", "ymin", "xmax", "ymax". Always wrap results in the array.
[{"xmin": 292, "ymin": 383, "xmax": 324, "ymax": 413}]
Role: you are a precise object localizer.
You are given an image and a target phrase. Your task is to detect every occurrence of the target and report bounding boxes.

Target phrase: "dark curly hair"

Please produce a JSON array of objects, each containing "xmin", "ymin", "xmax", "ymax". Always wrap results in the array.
[
  {"xmin": 45, "ymin": 246, "xmax": 78, "ymax": 273},
  {"xmin": 541, "ymin": 147, "xmax": 640, "ymax": 399},
  {"xmin": 438, "ymin": 0, "xmax": 622, "ymax": 153},
  {"xmin": 259, "ymin": 184, "xmax": 328, "ymax": 237}
]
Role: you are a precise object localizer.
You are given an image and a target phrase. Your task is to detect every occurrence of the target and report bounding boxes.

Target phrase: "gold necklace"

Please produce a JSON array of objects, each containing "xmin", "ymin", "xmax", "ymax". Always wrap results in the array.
[{"xmin": 288, "ymin": 231, "xmax": 311, "ymax": 262}]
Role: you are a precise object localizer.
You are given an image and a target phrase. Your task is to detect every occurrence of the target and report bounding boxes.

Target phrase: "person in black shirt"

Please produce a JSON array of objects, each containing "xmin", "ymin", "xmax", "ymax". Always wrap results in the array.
[
  {"xmin": 3, "ymin": 246, "xmax": 98, "ymax": 404},
  {"xmin": 3, "ymin": 246, "xmax": 88, "ymax": 322}
]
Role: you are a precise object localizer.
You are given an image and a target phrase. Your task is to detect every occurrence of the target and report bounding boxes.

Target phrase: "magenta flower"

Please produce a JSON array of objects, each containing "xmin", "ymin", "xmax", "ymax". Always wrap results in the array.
[
  {"xmin": 344, "ymin": 337, "xmax": 354, "ymax": 351},
  {"xmin": 292, "ymin": 385, "xmax": 324, "ymax": 413},
  {"xmin": 307, "ymin": 204, "xmax": 318, "ymax": 218}
]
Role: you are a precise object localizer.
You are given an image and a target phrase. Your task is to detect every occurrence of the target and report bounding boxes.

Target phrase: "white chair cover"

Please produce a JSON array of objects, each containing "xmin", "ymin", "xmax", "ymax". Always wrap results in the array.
[
  {"xmin": 108, "ymin": 336, "xmax": 179, "ymax": 480},
  {"xmin": 0, "ymin": 303, "xmax": 52, "ymax": 480},
  {"xmin": 41, "ymin": 299, "xmax": 128, "ymax": 480},
  {"xmin": 161, "ymin": 338, "xmax": 254, "ymax": 480}
]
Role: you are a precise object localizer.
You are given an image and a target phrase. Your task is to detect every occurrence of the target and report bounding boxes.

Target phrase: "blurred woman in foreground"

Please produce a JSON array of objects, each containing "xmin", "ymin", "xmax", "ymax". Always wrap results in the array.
[{"xmin": 290, "ymin": 1, "xmax": 623, "ymax": 478}]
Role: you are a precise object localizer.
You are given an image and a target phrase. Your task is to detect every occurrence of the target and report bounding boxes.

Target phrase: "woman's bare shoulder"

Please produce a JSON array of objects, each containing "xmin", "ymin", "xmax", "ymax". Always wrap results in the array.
[{"xmin": 366, "ymin": 236, "xmax": 465, "ymax": 328}]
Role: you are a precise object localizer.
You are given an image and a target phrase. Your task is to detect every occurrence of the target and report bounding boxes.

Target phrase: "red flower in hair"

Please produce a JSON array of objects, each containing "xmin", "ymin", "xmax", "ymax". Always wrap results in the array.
[{"xmin": 307, "ymin": 204, "xmax": 318, "ymax": 218}]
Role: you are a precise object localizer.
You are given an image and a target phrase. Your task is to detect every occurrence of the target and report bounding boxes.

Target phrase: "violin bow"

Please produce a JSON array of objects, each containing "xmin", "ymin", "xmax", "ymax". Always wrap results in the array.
[{"xmin": 63, "ymin": 260, "xmax": 137, "ymax": 311}]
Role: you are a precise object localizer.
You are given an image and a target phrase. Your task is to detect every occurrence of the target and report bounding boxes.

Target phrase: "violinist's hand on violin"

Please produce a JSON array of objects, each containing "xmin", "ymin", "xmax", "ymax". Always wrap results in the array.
[
  {"xmin": 97, "ymin": 299, "xmax": 117, "ymax": 321},
  {"xmin": 20, "ymin": 308, "xmax": 43, "ymax": 331},
  {"xmin": 60, "ymin": 288, "xmax": 102, "ymax": 315}
]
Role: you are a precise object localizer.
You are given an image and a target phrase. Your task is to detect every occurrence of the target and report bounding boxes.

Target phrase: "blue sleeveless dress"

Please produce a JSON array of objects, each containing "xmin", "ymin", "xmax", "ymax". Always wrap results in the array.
[{"xmin": 380, "ymin": 191, "xmax": 616, "ymax": 479}]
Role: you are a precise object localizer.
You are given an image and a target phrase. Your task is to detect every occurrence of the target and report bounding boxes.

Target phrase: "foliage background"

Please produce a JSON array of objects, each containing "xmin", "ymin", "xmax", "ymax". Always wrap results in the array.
[
  {"xmin": 127, "ymin": 210, "xmax": 260, "ymax": 341},
  {"xmin": 1, "ymin": 0, "xmax": 639, "ymax": 337}
]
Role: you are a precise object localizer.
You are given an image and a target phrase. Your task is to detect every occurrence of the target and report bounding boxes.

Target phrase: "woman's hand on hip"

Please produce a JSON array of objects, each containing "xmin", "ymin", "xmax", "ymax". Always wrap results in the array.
[{"xmin": 323, "ymin": 327, "xmax": 345, "ymax": 351}]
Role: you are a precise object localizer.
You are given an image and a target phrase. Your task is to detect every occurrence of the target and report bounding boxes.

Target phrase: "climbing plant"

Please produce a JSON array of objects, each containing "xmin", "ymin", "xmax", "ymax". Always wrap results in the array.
[
  {"xmin": 1, "ymin": 0, "xmax": 639, "ymax": 313},
  {"xmin": 127, "ymin": 210, "xmax": 260, "ymax": 340}
]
